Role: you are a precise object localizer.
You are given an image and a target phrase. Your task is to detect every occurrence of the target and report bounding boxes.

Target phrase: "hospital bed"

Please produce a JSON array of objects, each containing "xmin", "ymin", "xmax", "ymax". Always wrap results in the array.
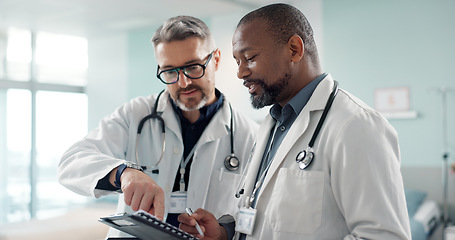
[{"xmin": 406, "ymin": 188, "xmax": 442, "ymax": 240}]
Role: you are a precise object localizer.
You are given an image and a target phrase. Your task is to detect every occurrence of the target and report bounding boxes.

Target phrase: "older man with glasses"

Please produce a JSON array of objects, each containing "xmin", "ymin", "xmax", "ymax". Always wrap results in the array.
[{"xmin": 58, "ymin": 15, "xmax": 258, "ymax": 239}]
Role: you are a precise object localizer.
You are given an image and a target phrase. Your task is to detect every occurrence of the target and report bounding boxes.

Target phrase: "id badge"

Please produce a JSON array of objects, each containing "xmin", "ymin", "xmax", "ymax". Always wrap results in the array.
[
  {"xmin": 235, "ymin": 207, "xmax": 257, "ymax": 235},
  {"xmin": 169, "ymin": 192, "xmax": 187, "ymax": 214}
]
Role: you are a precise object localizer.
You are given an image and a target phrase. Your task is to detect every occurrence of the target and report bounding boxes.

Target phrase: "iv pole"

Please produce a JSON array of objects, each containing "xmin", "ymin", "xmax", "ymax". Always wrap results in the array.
[{"xmin": 438, "ymin": 86, "xmax": 454, "ymax": 227}]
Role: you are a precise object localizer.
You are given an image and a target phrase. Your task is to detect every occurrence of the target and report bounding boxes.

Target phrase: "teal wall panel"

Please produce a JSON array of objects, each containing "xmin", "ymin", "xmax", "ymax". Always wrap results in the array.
[
  {"xmin": 128, "ymin": 26, "xmax": 165, "ymax": 98},
  {"xmin": 323, "ymin": 0, "xmax": 455, "ymax": 166}
]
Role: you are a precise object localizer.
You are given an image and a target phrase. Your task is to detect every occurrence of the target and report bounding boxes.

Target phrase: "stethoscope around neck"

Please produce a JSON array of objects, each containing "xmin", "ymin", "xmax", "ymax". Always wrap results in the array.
[
  {"xmin": 135, "ymin": 90, "xmax": 239, "ymax": 172},
  {"xmin": 235, "ymin": 81, "xmax": 339, "ymax": 200},
  {"xmin": 295, "ymin": 80, "xmax": 339, "ymax": 170}
]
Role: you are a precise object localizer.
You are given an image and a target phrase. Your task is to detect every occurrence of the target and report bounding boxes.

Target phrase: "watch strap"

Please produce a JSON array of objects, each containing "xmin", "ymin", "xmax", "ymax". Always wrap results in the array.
[{"xmin": 114, "ymin": 164, "xmax": 128, "ymax": 188}]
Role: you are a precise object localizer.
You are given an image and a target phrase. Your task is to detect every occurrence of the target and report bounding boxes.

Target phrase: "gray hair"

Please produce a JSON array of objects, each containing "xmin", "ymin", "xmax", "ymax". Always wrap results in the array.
[{"xmin": 152, "ymin": 15, "xmax": 215, "ymax": 50}]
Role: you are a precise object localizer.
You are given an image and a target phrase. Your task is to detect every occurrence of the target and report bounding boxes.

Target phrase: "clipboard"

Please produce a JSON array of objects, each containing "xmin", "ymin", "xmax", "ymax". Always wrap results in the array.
[{"xmin": 99, "ymin": 210, "xmax": 199, "ymax": 240}]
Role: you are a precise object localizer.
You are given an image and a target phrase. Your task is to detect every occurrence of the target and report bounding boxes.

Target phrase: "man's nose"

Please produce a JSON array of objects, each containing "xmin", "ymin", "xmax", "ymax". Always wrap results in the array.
[
  {"xmin": 177, "ymin": 71, "xmax": 192, "ymax": 88},
  {"xmin": 237, "ymin": 61, "xmax": 251, "ymax": 80}
]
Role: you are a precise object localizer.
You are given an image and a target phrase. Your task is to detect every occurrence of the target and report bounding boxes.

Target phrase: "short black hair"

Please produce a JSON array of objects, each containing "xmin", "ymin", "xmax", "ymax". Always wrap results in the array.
[{"xmin": 237, "ymin": 3, "xmax": 318, "ymax": 63}]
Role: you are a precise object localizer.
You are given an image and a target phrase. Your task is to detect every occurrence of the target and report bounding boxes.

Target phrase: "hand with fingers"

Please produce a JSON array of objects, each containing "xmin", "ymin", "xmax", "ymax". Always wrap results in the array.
[
  {"xmin": 117, "ymin": 167, "xmax": 165, "ymax": 221},
  {"xmin": 178, "ymin": 208, "xmax": 228, "ymax": 240}
]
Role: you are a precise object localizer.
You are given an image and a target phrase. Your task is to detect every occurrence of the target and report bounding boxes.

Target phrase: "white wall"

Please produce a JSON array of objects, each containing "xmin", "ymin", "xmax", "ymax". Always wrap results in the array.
[
  {"xmin": 292, "ymin": 0, "xmax": 324, "ymax": 65},
  {"xmin": 87, "ymin": 33, "xmax": 129, "ymax": 130},
  {"xmin": 210, "ymin": 11, "xmax": 269, "ymax": 123},
  {"xmin": 211, "ymin": 0, "xmax": 323, "ymax": 123}
]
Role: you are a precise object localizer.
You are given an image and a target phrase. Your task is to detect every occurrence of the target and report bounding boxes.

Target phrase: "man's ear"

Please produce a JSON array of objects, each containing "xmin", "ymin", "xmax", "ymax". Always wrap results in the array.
[
  {"xmin": 213, "ymin": 48, "xmax": 221, "ymax": 70},
  {"xmin": 288, "ymin": 35, "xmax": 304, "ymax": 62}
]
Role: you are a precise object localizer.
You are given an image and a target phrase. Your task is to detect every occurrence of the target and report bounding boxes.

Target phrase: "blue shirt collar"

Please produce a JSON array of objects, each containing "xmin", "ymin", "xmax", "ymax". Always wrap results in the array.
[{"xmin": 270, "ymin": 73, "xmax": 327, "ymax": 122}]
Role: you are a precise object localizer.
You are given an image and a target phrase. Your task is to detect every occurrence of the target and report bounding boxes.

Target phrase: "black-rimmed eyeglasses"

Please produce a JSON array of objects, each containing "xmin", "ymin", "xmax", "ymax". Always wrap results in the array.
[{"xmin": 157, "ymin": 51, "xmax": 214, "ymax": 84}]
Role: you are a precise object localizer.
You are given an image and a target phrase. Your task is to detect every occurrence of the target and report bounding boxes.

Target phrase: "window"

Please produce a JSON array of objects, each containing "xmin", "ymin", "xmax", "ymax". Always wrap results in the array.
[
  {"xmin": 0, "ymin": 28, "xmax": 90, "ymax": 224},
  {"xmin": 1, "ymin": 89, "xmax": 31, "ymax": 223},
  {"xmin": 35, "ymin": 91, "xmax": 89, "ymax": 219},
  {"xmin": 35, "ymin": 32, "xmax": 88, "ymax": 85},
  {"xmin": 5, "ymin": 28, "xmax": 31, "ymax": 81}
]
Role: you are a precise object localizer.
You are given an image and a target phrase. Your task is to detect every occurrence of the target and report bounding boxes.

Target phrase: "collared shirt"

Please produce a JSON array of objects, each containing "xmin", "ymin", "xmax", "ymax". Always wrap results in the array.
[
  {"xmin": 170, "ymin": 89, "xmax": 224, "ymax": 192},
  {"xmin": 253, "ymin": 72, "xmax": 327, "ymax": 207},
  {"xmin": 237, "ymin": 73, "xmax": 327, "ymax": 240},
  {"xmin": 166, "ymin": 89, "xmax": 224, "ymax": 227}
]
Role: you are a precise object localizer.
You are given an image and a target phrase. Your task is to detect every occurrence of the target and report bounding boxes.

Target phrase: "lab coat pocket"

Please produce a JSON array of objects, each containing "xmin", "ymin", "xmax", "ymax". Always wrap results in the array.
[
  {"xmin": 205, "ymin": 170, "xmax": 241, "ymax": 218},
  {"xmin": 267, "ymin": 168, "xmax": 324, "ymax": 234}
]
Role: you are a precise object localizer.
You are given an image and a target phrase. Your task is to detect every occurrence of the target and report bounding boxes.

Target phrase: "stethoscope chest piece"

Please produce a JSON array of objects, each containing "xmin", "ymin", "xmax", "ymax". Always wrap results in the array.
[
  {"xmin": 294, "ymin": 81, "xmax": 339, "ymax": 171},
  {"xmin": 225, "ymin": 154, "xmax": 239, "ymax": 171},
  {"xmin": 296, "ymin": 147, "xmax": 314, "ymax": 170}
]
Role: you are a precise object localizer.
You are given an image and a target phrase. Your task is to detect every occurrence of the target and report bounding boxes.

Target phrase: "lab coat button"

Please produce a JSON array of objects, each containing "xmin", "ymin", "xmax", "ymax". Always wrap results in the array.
[
  {"xmin": 173, "ymin": 147, "xmax": 180, "ymax": 154},
  {"xmin": 280, "ymin": 126, "xmax": 286, "ymax": 131}
]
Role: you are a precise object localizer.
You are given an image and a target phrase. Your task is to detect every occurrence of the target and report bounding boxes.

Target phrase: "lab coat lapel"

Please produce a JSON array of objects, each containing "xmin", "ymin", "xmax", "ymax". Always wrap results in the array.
[
  {"xmin": 159, "ymin": 91, "xmax": 182, "ymax": 142},
  {"xmin": 188, "ymin": 100, "xmax": 231, "ymax": 208},
  {"xmin": 241, "ymin": 115, "xmax": 275, "ymax": 207},
  {"xmin": 256, "ymin": 77, "xmax": 335, "ymax": 201},
  {"xmin": 196, "ymin": 100, "xmax": 230, "ymax": 143},
  {"xmin": 155, "ymin": 91, "xmax": 183, "ymax": 204}
]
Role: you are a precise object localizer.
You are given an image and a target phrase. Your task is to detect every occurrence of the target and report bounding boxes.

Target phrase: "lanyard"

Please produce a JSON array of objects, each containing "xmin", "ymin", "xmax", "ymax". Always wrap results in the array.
[{"xmin": 179, "ymin": 144, "xmax": 197, "ymax": 192}]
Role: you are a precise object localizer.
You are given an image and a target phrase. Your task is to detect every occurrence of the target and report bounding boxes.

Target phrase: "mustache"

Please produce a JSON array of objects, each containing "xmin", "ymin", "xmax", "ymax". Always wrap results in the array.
[
  {"xmin": 243, "ymin": 79, "xmax": 265, "ymax": 87},
  {"xmin": 177, "ymin": 85, "xmax": 201, "ymax": 94}
]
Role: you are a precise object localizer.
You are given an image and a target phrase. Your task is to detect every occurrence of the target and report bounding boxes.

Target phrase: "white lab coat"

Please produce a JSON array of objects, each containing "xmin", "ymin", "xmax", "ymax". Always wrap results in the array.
[
  {"xmin": 58, "ymin": 89, "xmax": 258, "ymax": 238},
  {"xmin": 237, "ymin": 75, "xmax": 411, "ymax": 240}
]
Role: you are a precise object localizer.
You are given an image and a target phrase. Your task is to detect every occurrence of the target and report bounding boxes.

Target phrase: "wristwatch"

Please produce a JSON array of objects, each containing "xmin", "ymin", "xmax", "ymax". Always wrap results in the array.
[
  {"xmin": 124, "ymin": 161, "xmax": 146, "ymax": 171},
  {"xmin": 114, "ymin": 162, "xmax": 145, "ymax": 188}
]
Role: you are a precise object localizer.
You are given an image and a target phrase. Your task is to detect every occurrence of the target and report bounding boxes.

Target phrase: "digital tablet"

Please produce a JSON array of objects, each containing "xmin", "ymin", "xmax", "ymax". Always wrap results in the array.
[{"xmin": 99, "ymin": 210, "xmax": 199, "ymax": 240}]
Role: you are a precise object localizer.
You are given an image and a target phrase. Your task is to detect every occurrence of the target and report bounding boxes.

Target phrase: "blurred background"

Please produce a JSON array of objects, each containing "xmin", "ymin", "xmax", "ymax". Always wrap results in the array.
[{"xmin": 0, "ymin": 0, "xmax": 454, "ymax": 239}]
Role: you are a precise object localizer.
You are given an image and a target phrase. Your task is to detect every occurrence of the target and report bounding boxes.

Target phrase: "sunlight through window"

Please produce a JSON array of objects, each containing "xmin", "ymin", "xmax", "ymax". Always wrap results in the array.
[
  {"xmin": 6, "ymin": 28, "xmax": 31, "ymax": 81},
  {"xmin": 0, "ymin": 29, "xmax": 90, "ymax": 224},
  {"xmin": 36, "ymin": 32, "xmax": 88, "ymax": 85}
]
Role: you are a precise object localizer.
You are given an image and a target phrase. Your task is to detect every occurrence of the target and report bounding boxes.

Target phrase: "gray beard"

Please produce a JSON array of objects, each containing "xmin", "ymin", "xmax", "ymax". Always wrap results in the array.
[{"xmin": 175, "ymin": 95, "xmax": 208, "ymax": 111}]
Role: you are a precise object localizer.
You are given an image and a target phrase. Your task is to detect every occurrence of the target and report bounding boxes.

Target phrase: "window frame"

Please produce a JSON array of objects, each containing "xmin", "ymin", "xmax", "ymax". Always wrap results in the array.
[{"xmin": 0, "ymin": 30, "xmax": 86, "ymax": 222}]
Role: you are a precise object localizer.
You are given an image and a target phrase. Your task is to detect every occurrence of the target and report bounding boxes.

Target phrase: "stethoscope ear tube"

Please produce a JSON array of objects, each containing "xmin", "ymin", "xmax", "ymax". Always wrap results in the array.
[
  {"xmin": 225, "ymin": 103, "xmax": 239, "ymax": 171},
  {"xmin": 136, "ymin": 90, "xmax": 166, "ymax": 171},
  {"xmin": 308, "ymin": 81, "xmax": 338, "ymax": 148}
]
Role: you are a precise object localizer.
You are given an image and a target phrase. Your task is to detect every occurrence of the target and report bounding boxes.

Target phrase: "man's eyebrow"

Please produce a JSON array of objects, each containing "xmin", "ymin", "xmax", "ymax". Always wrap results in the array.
[{"xmin": 233, "ymin": 47, "xmax": 254, "ymax": 58}]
